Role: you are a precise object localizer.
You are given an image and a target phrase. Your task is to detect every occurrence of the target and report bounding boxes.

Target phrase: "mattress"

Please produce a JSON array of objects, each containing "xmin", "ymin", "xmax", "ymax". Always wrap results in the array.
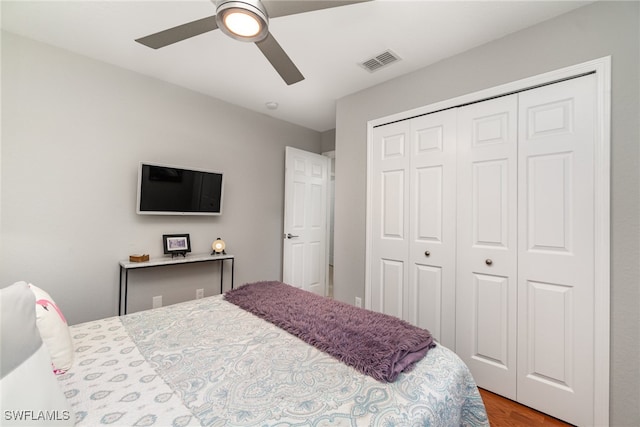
[{"xmin": 58, "ymin": 295, "xmax": 488, "ymax": 426}]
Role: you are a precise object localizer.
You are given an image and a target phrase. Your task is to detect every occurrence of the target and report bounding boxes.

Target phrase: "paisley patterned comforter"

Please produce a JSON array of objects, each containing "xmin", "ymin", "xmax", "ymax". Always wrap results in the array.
[{"xmin": 58, "ymin": 295, "xmax": 488, "ymax": 426}]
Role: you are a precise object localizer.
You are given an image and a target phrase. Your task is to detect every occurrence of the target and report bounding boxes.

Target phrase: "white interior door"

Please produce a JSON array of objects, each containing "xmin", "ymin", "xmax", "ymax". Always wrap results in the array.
[
  {"xmin": 282, "ymin": 147, "xmax": 329, "ymax": 295},
  {"xmin": 369, "ymin": 121, "xmax": 411, "ymax": 318},
  {"xmin": 456, "ymin": 94, "xmax": 519, "ymax": 399},
  {"xmin": 368, "ymin": 110, "xmax": 457, "ymax": 347},
  {"xmin": 516, "ymin": 74, "xmax": 596, "ymax": 427},
  {"xmin": 456, "ymin": 75, "xmax": 597, "ymax": 425},
  {"xmin": 407, "ymin": 110, "xmax": 457, "ymax": 348}
]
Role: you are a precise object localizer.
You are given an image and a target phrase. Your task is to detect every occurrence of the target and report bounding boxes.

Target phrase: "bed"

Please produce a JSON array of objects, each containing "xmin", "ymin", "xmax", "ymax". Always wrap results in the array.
[{"xmin": 1, "ymin": 281, "xmax": 488, "ymax": 427}]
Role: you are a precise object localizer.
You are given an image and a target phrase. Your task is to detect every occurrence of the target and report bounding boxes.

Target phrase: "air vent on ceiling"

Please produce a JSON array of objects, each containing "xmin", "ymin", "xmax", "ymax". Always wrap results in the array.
[{"xmin": 358, "ymin": 50, "xmax": 401, "ymax": 73}]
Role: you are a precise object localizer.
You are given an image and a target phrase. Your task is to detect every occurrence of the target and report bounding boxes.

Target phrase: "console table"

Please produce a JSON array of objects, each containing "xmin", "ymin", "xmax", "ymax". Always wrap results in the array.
[{"xmin": 118, "ymin": 253, "xmax": 234, "ymax": 315}]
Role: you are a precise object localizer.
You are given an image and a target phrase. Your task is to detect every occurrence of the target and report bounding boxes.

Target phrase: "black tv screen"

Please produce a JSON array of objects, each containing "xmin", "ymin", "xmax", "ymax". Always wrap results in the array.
[{"xmin": 137, "ymin": 162, "xmax": 223, "ymax": 216}]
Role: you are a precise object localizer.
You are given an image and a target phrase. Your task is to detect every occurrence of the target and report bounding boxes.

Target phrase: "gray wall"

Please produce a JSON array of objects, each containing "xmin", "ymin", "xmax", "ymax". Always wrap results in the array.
[
  {"xmin": 333, "ymin": 1, "xmax": 639, "ymax": 425},
  {"xmin": 1, "ymin": 32, "xmax": 321, "ymax": 324},
  {"xmin": 320, "ymin": 128, "xmax": 336, "ymax": 153}
]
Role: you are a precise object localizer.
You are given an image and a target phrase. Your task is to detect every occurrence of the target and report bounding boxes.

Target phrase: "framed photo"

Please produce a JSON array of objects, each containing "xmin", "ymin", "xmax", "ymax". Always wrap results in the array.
[{"xmin": 163, "ymin": 234, "xmax": 191, "ymax": 255}]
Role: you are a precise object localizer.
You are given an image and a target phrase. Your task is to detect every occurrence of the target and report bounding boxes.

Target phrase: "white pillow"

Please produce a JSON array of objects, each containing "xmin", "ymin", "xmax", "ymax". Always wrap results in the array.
[
  {"xmin": 0, "ymin": 282, "xmax": 74, "ymax": 426},
  {"xmin": 25, "ymin": 282, "xmax": 74, "ymax": 374}
]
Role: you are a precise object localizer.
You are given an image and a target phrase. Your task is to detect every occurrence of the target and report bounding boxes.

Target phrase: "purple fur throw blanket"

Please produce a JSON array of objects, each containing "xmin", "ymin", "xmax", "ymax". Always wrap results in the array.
[{"xmin": 224, "ymin": 281, "xmax": 436, "ymax": 382}]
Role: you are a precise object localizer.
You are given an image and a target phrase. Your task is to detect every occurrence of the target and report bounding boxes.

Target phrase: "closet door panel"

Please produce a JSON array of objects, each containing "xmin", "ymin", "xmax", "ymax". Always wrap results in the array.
[
  {"xmin": 408, "ymin": 110, "xmax": 457, "ymax": 348},
  {"xmin": 382, "ymin": 170, "xmax": 405, "ymax": 239},
  {"xmin": 473, "ymin": 273, "xmax": 510, "ymax": 367},
  {"xmin": 380, "ymin": 259, "xmax": 404, "ymax": 318},
  {"xmin": 516, "ymin": 74, "xmax": 595, "ymax": 427},
  {"xmin": 525, "ymin": 281, "xmax": 573, "ymax": 382},
  {"xmin": 370, "ymin": 121, "xmax": 411, "ymax": 316},
  {"xmin": 415, "ymin": 166, "xmax": 443, "ymax": 242},
  {"xmin": 412, "ymin": 264, "xmax": 442, "ymax": 334},
  {"xmin": 456, "ymin": 95, "xmax": 518, "ymax": 399},
  {"xmin": 526, "ymin": 153, "xmax": 572, "ymax": 252}
]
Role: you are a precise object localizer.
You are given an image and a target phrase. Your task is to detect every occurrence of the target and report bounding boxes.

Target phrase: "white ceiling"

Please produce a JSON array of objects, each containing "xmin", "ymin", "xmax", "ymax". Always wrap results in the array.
[{"xmin": 1, "ymin": 0, "xmax": 591, "ymax": 132}]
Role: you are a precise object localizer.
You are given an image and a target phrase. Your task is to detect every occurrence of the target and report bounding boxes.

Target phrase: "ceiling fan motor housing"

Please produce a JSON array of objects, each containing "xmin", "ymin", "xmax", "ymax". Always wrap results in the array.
[{"xmin": 215, "ymin": 0, "xmax": 269, "ymax": 42}]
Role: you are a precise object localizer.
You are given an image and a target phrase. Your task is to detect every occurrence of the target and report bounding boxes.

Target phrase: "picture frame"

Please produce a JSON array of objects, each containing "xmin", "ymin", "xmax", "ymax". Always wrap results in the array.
[{"xmin": 162, "ymin": 234, "xmax": 191, "ymax": 256}]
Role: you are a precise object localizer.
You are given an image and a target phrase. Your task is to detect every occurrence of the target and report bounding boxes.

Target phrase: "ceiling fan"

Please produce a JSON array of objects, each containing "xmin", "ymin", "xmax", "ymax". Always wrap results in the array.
[{"xmin": 135, "ymin": 0, "xmax": 369, "ymax": 85}]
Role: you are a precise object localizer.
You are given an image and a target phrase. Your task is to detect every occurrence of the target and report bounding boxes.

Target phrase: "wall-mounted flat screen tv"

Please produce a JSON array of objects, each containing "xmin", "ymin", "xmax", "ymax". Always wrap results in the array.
[{"xmin": 137, "ymin": 162, "xmax": 224, "ymax": 216}]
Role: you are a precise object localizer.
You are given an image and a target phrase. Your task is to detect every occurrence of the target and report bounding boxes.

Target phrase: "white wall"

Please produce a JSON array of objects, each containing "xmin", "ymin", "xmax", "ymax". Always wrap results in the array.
[
  {"xmin": 334, "ymin": 2, "xmax": 639, "ymax": 425},
  {"xmin": 0, "ymin": 32, "xmax": 321, "ymax": 324}
]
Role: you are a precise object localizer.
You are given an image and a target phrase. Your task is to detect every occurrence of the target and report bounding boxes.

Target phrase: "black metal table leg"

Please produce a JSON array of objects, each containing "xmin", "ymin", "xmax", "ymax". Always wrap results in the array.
[
  {"xmin": 118, "ymin": 266, "xmax": 123, "ymax": 316},
  {"xmin": 123, "ymin": 269, "xmax": 129, "ymax": 315},
  {"xmin": 231, "ymin": 258, "xmax": 235, "ymax": 289}
]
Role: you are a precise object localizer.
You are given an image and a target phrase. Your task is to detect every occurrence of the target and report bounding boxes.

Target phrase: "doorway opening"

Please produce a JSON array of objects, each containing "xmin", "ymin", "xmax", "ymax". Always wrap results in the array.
[{"xmin": 323, "ymin": 150, "xmax": 335, "ymax": 298}]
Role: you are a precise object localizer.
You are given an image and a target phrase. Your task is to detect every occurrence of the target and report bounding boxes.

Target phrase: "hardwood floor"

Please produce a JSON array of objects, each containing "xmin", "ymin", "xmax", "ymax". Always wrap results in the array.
[{"xmin": 479, "ymin": 388, "xmax": 574, "ymax": 427}]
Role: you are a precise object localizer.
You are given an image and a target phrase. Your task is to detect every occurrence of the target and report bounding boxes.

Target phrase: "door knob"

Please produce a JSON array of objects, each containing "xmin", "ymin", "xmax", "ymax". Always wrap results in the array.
[
  {"xmin": 424, "ymin": 251, "xmax": 431, "ymax": 257},
  {"xmin": 286, "ymin": 233, "xmax": 299, "ymax": 239},
  {"xmin": 485, "ymin": 259, "xmax": 493, "ymax": 266}
]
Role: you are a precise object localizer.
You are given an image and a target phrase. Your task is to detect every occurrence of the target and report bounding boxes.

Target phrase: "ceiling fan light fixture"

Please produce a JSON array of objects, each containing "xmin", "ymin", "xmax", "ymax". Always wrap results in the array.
[
  {"xmin": 224, "ymin": 11, "xmax": 261, "ymax": 37},
  {"xmin": 216, "ymin": 0, "xmax": 269, "ymax": 42}
]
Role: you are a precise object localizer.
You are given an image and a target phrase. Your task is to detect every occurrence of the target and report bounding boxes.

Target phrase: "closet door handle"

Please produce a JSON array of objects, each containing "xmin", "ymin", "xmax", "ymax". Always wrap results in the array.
[
  {"xmin": 485, "ymin": 259, "xmax": 493, "ymax": 266},
  {"xmin": 424, "ymin": 251, "xmax": 431, "ymax": 257}
]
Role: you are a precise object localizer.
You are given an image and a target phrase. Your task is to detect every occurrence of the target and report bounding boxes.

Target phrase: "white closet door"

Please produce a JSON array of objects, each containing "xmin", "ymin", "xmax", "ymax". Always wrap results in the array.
[
  {"xmin": 516, "ymin": 75, "xmax": 595, "ymax": 426},
  {"xmin": 407, "ymin": 110, "xmax": 457, "ymax": 348},
  {"xmin": 456, "ymin": 95, "xmax": 519, "ymax": 399},
  {"xmin": 369, "ymin": 121, "xmax": 411, "ymax": 318}
]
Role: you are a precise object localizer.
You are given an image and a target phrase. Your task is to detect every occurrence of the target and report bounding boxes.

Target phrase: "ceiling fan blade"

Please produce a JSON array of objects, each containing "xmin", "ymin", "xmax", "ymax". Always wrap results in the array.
[
  {"xmin": 263, "ymin": 0, "xmax": 371, "ymax": 19},
  {"xmin": 136, "ymin": 15, "xmax": 218, "ymax": 49},
  {"xmin": 255, "ymin": 32, "xmax": 304, "ymax": 85}
]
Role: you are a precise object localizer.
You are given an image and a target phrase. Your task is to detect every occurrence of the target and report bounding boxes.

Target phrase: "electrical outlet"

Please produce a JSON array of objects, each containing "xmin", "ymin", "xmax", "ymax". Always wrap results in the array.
[
  {"xmin": 355, "ymin": 297, "xmax": 362, "ymax": 308},
  {"xmin": 196, "ymin": 288, "xmax": 204, "ymax": 299},
  {"xmin": 152, "ymin": 295, "xmax": 162, "ymax": 309}
]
